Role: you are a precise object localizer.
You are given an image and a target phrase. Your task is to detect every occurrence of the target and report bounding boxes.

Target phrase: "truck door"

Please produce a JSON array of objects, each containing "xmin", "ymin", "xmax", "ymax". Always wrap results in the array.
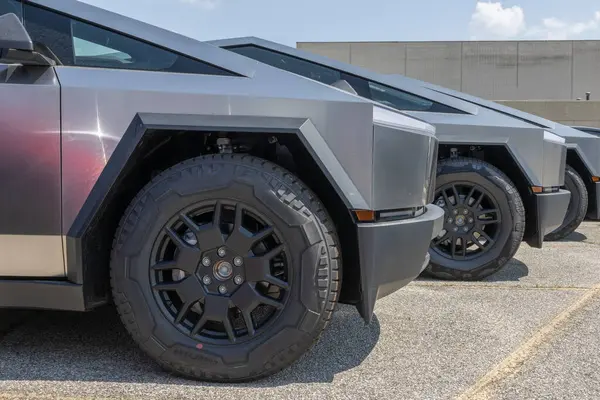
[{"xmin": 0, "ymin": 1, "xmax": 64, "ymax": 277}]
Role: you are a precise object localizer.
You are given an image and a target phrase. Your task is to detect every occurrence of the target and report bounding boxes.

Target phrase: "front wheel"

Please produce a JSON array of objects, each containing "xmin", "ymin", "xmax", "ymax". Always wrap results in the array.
[
  {"xmin": 544, "ymin": 165, "xmax": 588, "ymax": 241},
  {"xmin": 424, "ymin": 157, "xmax": 525, "ymax": 281},
  {"xmin": 110, "ymin": 154, "xmax": 341, "ymax": 382}
]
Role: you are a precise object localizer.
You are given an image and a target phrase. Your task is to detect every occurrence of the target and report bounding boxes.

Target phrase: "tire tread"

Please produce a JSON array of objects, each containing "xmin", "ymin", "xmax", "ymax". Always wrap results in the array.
[
  {"xmin": 109, "ymin": 154, "xmax": 342, "ymax": 382},
  {"xmin": 425, "ymin": 156, "xmax": 525, "ymax": 281},
  {"xmin": 544, "ymin": 165, "xmax": 588, "ymax": 241}
]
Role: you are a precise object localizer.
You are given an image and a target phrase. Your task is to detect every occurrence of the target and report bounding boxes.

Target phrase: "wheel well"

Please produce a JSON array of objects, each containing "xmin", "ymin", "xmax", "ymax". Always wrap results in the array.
[
  {"xmin": 437, "ymin": 144, "xmax": 536, "ymax": 240},
  {"xmin": 566, "ymin": 148, "xmax": 596, "ymax": 216},
  {"xmin": 79, "ymin": 130, "xmax": 360, "ymax": 307}
]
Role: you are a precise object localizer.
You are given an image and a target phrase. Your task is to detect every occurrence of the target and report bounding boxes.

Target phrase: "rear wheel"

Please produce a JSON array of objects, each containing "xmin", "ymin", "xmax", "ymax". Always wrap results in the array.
[
  {"xmin": 544, "ymin": 165, "xmax": 588, "ymax": 241},
  {"xmin": 110, "ymin": 154, "xmax": 341, "ymax": 382},
  {"xmin": 425, "ymin": 157, "xmax": 525, "ymax": 280}
]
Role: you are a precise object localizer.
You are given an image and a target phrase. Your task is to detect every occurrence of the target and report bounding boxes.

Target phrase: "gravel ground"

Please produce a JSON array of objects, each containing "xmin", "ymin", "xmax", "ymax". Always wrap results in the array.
[{"xmin": 0, "ymin": 221, "xmax": 599, "ymax": 399}]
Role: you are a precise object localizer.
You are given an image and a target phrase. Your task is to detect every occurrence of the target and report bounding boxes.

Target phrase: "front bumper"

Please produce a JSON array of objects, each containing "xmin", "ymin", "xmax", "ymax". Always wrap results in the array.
[
  {"xmin": 355, "ymin": 204, "xmax": 444, "ymax": 323},
  {"xmin": 526, "ymin": 189, "xmax": 571, "ymax": 248}
]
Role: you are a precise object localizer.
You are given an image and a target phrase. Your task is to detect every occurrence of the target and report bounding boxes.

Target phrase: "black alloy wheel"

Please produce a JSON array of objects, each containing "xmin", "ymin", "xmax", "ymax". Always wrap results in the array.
[
  {"xmin": 424, "ymin": 157, "xmax": 525, "ymax": 281},
  {"xmin": 431, "ymin": 182, "xmax": 502, "ymax": 261},
  {"xmin": 110, "ymin": 154, "xmax": 341, "ymax": 382},
  {"xmin": 150, "ymin": 200, "xmax": 289, "ymax": 344}
]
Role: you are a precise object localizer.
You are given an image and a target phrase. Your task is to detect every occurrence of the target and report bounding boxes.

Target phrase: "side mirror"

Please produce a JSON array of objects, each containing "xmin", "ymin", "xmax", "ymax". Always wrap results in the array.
[
  {"xmin": 0, "ymin": 12, "xmax": 33, "ymax": 51},
  {"xmin": 0, "ymin": 13, "xmax": 55, "ymax": 66},
  {"xmin": 331, "ymin": 79, "xmax": 358, "ymax": 96}
]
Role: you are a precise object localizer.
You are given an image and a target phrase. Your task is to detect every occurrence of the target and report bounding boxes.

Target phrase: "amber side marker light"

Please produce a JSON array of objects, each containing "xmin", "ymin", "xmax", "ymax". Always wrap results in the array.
[
  {"xmin": 353, "ymin": 210, "xmax": 376, "ymax": 222},
  {"xmin": 592, "ymin": 176, "xmax": 600, "ymax": 183},
  {"xmin": 532, "ymin": 186, "xmax": 561, "ymax": 193}
]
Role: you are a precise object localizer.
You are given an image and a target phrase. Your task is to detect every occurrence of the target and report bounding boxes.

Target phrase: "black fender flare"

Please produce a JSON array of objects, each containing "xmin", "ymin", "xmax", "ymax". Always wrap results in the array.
[{"xmin": 64, "ymin": 112, "xmax": 367, "ymax": 310}]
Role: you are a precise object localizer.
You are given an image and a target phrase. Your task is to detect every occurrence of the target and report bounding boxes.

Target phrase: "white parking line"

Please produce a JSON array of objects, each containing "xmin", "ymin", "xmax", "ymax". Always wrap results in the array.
[
  {"xmin": 455, "ymin": 282, "xmax": 600, "ymax": 400},
  {"xmin": 412, "ymin": 282, "xmax": 591, "ymax": 291}
]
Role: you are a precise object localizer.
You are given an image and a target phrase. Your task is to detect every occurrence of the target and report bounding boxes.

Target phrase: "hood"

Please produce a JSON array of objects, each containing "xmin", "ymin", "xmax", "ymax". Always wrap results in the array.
[{"xmin": 390, "ymin": 74, "xmax": 599, "ymax": 141}]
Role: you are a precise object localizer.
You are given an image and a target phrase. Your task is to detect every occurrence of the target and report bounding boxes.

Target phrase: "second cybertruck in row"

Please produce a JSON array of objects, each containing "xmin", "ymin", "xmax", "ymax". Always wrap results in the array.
[{"xmin": 210, "ymin": 37, "xmax": 571, "ymax": 281}]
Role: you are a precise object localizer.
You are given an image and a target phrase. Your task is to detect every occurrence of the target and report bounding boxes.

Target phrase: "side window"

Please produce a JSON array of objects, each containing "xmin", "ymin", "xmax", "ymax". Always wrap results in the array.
[
  {"xmin": 368, "ymin": 81, "xmax": 462, "ymax": 113},
  {"xmin": 228, "ymin": 45, "xmax": 342, "ymax": 85},
  {"xmin": 0, "ymin": 0, "xmax": 22, "ymax": 19},
  {"xmin": 24, "ymin": 4, "xmax": 74, "ymax": 65},
  {"xmin": 22, "ymin": 4, "xmax": 235, "ymax": 75}
]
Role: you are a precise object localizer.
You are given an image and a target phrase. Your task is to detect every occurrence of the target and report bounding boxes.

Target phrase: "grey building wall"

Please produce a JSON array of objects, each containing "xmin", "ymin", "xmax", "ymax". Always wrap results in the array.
[{"xmin": 297, "ymin": 41, "xmax": 600, "ymax": 102}]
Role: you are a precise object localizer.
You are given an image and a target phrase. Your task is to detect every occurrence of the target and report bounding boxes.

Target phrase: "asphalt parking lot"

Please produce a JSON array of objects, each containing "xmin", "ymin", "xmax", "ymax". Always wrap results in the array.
[{"xmin": 1, "ymin": 223, "xmax": 599, "ymax": 399}]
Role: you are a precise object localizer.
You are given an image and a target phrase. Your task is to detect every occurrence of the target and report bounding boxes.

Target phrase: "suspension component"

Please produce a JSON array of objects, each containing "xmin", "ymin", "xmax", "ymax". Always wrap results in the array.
[{"xmin": 216, "ymin": 137, "xmax": 232, "ymax": 154}]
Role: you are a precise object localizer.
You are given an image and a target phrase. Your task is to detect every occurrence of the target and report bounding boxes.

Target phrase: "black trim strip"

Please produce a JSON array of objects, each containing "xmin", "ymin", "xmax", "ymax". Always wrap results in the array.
[{"xmin": 0, "ymin": 280, "xmax": 86, "ymax": 310}]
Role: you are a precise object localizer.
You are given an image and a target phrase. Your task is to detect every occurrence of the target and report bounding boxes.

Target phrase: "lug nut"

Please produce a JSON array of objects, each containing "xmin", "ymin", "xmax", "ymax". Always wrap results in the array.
[
  {"xmin": 201, "ymin": 257, "xmax": 211, "ymax": 267},
  {"xmin": 218, "ymin": 285, "xmax": 227, "ymax": 294},
  {"xmin": 453, "ymin": 209, "xmax": 458, "ymax": 215},
  {"xmin": 453, "ymin": 227, "xmax": 459, "ymax": 232},
  {"xmin": 463, "ymin": 209, "xmax": 468, "ymax": 215},
  {"xmin": 447, "ymin": 218, "xmax": 453, "ymax": 223},
  {"xmin": 233, "ymin": 257, "xmax": 243, "ymax": 267},
  {"xmin": 234, "ymin": 275, "xmax": 243, "ymax": 285},
  {"xmin": 468, "ymin": 217, "xmax": 474, "ymax": 223},
  {"xmin": 463, "ymin": 227, "xmax": 469, "ymax": 232},
  {"xmin": 202, "ymin": 275, "xmax": 212, "ymax": 285},
  {"xmin": 217, "ymin": 247, "xmax": 227, "ymax": 257}
]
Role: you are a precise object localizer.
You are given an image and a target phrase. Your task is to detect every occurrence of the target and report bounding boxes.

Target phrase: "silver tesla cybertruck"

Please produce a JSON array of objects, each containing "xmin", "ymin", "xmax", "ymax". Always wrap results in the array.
[
  {"xmin": 0, "ymin": 0, "xmax": 444, "ymax": 382},
  {"xmin": 392, "ymin": 79, "xmax": 600, "ymax": 242},
  {"xmin": 210, "ymin": 37, "xmax": 571, "ymax": 281}
]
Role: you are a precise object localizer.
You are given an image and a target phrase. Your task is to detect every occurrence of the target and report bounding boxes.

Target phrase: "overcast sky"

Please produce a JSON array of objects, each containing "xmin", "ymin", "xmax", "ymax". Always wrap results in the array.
[{"xmin": 79, "ymin": 0, "xmax": 600, "ymax": 45}]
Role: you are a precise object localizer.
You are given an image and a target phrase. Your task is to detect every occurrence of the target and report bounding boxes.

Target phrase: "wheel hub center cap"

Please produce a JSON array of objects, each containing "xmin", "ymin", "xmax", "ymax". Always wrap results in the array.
[
  {"xmin": 455, "ymin": 215, "xmax": 466, "ymax": 227},
  {"xmin": 214, "ymin": 261, "xmax": 233, "ymax": 281}
]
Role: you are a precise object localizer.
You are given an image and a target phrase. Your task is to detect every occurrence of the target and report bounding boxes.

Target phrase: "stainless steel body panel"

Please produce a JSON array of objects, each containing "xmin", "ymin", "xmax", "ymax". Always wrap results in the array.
[
  {"xmin": 415, "ymin": 79, "xmax": 600, "ymax": 178},
  {"xmin": 548, "ymin": 124, "xmax": 600, "ymax": 177},
  {"xmin": 0, "ymin": 0, "xmax": 440, "ymax": 321},
  {"xmin": 210, "ymin": 37, "xmax": 569, "ymax": 188},
  {"xmin": 0, "ymin": 64, "xmax": 63, "ymax": 276},
  {"xmin": 56, "ymin": 66, "xmax": 432, "ymax": 231},
  {"xmin": 372, "ymin": 123, "xmax": 437, "ymax": 210},
  {"xmin": 405, "ymin": 111, "xmax": 566, "ymax": 187},
  {"xmin": 22, "ymin": 0, "xmax": 436, "ymax": 228},
  {"xmin": 0, "ymin": 235, "xmax": 64, "ymax": 276}
]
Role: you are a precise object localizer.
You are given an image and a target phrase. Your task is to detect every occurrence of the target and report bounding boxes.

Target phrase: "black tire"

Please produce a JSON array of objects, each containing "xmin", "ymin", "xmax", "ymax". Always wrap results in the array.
[
  {"xmin": 424, "ymin": 157, "xmax": 525, "ymax": 281},
  {"xmin": 110, "ymin": 154, "xmax": 341, "ymax": 382},
  {"xmin": 544, "ymin": 165, "xmax": 588, "ymax": 241}
]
